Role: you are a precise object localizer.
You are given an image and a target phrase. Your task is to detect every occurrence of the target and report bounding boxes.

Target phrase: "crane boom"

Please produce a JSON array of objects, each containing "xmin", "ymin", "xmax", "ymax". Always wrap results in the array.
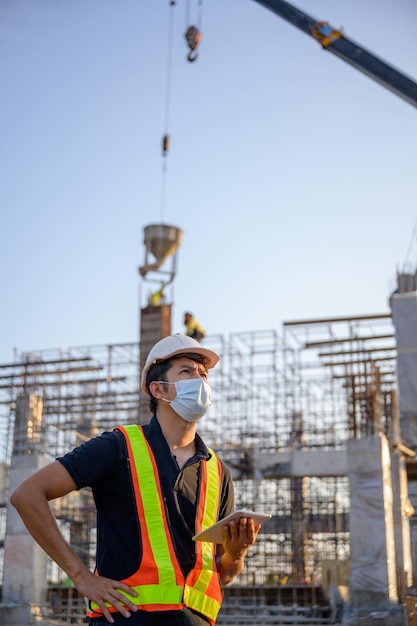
[{"xmin": 253, "ymin": 0, "xmax": 417, "ymax": 108}]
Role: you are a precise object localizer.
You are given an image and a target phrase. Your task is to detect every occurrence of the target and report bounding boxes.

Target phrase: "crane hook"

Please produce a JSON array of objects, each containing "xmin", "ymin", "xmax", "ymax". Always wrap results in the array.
[
  {"xmin": 187, "ymin": 49, "xmax": 199, "ymax": 62},
  {"xmin": 185, "ymin": 25, "xmax": 202, "ymax": 62}
]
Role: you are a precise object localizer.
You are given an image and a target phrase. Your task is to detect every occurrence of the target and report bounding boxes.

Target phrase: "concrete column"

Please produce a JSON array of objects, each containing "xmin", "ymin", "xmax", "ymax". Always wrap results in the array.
[
  {"xmin": 0, "ymin": 391, "xmax": 49, "ymax": 624},
  {"xmin": 139, "ymin": 303, "xmax": 172, "ymax": 421},
  {"xmin": 391, "ymin": 451, "xmax": 414, "ymax": 591},
  {"xmin": 391, "ymin": 290, "xmax": 417, "ymax": 450},
  {"xmin": 1, "ymin": 453, "xmax": 49, "ymax": 624},
  {"xmin": 345, "ymin": 435, "xmax": 406, "ymax": 625}
]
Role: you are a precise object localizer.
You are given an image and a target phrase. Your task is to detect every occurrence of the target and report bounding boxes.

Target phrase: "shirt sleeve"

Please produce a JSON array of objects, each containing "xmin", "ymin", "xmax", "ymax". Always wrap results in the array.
[{"xmin": 57, "ymin": 431, "xmax": 123, "ymax": 489}]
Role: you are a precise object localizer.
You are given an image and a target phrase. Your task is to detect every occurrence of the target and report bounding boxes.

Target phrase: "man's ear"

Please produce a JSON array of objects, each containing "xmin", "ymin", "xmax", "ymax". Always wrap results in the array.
[{"xmin": 149, "ymin": 380, "xmax": 164, "ymax": 398}]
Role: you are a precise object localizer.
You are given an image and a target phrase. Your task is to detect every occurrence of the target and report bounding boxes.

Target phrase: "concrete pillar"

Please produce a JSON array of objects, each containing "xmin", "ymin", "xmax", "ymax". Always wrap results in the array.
[
  {"xmin": 391, "ymin": 451, "xmax": 414, "ymax": 591},
  {"xmin": 391, "ymin": 290, "xmax": 417, "ymax": 450},
  {"xmin": 1, "ymin": 453, "xmax": 49, "ymax": 624},
  {"xmin": 0, "ymin": 392, "xmax": 49, "ymax": 624},
  {"xmin": 345, "ymin": 435, "xmax": 406, "ymax": 625},
  {"xmin": 13, "ymin": 394, "xmax": 43, "ymax": 455},
  {"xmin": 138, "ymin": 303, "xmax": 172, "ymax": 421}
]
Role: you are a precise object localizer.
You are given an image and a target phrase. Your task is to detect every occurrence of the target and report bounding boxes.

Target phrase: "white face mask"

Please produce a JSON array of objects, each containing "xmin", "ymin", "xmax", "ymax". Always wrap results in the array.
[{"xmin": 160, "ymin": 378, "xmax": 211, "ymax": 422}]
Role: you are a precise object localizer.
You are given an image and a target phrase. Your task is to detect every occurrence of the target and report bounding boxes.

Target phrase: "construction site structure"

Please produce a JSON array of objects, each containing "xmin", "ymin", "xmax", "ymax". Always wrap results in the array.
[
  {"xmin": 1, "ymin": 269, "xmax": 417, "ymax": 625},
  {"xmin": 1, "ymin": 2, "xmax": 416, "ymax": 621}
]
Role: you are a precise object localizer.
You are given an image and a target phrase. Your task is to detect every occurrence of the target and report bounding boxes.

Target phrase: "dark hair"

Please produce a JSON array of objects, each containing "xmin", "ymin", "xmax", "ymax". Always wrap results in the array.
[
  {"xmin": 147, "ymin": 359, "xmax": 171, "ymax": 413},
  {"xmin": 146, "ymin": 353, "xmax": 208, "ymax": 414}
]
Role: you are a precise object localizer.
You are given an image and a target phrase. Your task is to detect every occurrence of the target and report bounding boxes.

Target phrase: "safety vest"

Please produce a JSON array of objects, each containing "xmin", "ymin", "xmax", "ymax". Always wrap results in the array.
[{"xmin": 87, "ymin": 424, "xmax": 223, "ymax": 624}]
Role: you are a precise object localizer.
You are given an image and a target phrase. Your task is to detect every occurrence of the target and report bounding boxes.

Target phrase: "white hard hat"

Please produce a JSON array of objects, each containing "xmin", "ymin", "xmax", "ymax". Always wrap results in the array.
[{"xmin": 141, "ymin": 333, "xmax": 220, "ymax": 395}]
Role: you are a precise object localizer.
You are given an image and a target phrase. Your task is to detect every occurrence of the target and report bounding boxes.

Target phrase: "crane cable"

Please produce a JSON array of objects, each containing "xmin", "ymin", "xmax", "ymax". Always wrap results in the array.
[
  {"xmin": 160, "ymin": 0, "xmax": 176, "ymax": 222},
  {"xmin": 160, "ymin": 0, "xmax": 204, "ymax": 220}
]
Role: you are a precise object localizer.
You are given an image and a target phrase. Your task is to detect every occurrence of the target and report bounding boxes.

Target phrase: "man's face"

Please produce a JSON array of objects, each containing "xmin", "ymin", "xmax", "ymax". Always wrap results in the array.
[{"xmin": 162, "ymin": 357, "xmax": 208, "ymax": 401}]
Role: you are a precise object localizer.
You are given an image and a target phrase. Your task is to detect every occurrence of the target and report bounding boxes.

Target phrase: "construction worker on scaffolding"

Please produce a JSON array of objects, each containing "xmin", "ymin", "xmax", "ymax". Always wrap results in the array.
[
  {"xmin": 183, "ymin": 311, "xmax": 206, "ymax": 342},
  {"xmin": 10, "ymin": 334, "xmax": 261, "ymax": 626},
  {"xmin": 148, "ymin": 286, "xmax": 165, "ymax": 307}
]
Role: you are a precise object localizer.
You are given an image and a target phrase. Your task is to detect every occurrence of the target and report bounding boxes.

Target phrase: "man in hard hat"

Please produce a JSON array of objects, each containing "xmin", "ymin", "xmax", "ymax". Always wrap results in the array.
[
  {"xmin": 183, "ymin": 311, "xmax": 206, "ymax": 342},
  {"xmin": 11, "ymin": 333, "xmax": 260, "ymax": 626}
]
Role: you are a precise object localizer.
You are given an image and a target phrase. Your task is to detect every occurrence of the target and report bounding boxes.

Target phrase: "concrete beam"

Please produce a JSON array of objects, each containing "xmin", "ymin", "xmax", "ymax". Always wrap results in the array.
[{"xmin": 251, "ymin": 447, "xmax": 348, "ymax": 478}]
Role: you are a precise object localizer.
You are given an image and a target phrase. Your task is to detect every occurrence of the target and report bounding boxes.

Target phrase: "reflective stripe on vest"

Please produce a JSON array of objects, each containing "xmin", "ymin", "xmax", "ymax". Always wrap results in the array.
[
  {"xmin": 87, "ymin": 424, "xmax": 223, "ymax": 624},
  {"xmin": 183, "ymin": 442, "xmax": 222, "ymax": 621}
]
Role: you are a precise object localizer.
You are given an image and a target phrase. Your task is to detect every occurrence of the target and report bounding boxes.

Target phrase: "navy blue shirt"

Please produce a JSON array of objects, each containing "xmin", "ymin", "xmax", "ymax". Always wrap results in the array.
[{"xmin": 57, "ymin": 416, "xmax": 234, "ymax": 625}]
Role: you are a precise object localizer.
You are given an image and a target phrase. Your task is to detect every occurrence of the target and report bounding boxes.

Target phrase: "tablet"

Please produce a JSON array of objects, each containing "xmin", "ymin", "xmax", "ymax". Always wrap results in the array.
[{"xmin": 192, "ymin": 510, "xmax": 272, "ymax": 544}]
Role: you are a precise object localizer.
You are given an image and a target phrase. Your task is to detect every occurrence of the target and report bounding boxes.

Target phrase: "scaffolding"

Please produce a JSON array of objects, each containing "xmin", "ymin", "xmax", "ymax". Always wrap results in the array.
[{"xmin": 0, "ymin": 313, "xmax": 400, "ymax": 623}]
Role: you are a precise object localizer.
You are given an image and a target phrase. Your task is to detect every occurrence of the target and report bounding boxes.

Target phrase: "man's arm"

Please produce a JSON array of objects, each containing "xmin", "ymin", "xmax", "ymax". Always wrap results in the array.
[
  {"xmin": 10, "ymin": 460, "xmax": 138, "ymax": 625},
  {"xmin": 216, "ymin": 516, "xmax": 260, "ymax": 585}
]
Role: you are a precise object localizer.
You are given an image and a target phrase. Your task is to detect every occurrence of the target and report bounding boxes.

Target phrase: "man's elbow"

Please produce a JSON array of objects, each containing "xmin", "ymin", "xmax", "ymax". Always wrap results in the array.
[
  {"xmin": 10, "ymin": 483, "xmax": 27, "ymax": 511},
  {"xmin": 10, "ymin": 479, "xmax": 39, "ymax": 513}
]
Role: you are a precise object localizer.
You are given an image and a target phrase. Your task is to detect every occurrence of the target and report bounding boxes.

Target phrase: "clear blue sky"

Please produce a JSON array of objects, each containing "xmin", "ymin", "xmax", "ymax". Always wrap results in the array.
[{"xmin": 1, "ymin": 0, "xmax": 416, "ymax": 363}]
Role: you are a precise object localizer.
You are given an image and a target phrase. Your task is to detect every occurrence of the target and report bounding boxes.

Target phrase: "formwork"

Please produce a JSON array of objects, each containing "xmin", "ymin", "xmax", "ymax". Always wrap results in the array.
[{"xmin": 0, "ymin": 312, "xmax": 402, "ymax": 624}]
